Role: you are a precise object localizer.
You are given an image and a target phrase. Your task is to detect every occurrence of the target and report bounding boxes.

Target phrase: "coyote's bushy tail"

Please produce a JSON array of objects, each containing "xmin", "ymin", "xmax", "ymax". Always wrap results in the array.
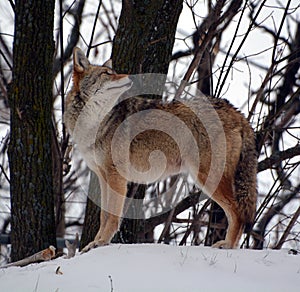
[{"xmin": 235, "ymin": 126, "xmax": 257, "ymax": 232}]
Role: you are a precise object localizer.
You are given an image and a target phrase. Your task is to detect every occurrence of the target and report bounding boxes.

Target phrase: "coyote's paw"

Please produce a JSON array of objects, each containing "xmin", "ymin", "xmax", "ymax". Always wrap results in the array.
[
  {"xmin": 81, "ymin": 240, "xmax": 108, "ymax": 254},
  {"xmin": 212, "ymin": 240, "xmax": 235, "ymax": 249}
]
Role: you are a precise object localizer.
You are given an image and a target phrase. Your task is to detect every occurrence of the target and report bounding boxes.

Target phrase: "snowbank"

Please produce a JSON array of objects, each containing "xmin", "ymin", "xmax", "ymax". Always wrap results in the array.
[{"xmin": 1, "ymin": 244, "xmax": 300, "ymax": 292}]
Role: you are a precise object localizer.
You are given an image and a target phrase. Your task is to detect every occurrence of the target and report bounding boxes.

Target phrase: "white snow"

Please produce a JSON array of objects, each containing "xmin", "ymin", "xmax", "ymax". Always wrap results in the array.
[{"xmin": 1, "ymin": 244, "xmax": 300, "ymax": 292}]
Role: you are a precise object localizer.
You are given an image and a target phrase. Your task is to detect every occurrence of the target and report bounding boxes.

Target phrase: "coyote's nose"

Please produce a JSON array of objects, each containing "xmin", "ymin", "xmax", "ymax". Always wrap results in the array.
[
  {"xmin": 110, "ymin": 74, "xmax": 132, "ymax": 90},
  {"xmin": 112, "ymin": 73, "xmax": 129, "ymax": 81}
]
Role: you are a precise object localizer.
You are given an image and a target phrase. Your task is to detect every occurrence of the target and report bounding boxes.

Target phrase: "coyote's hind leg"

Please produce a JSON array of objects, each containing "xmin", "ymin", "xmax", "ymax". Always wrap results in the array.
[
  {"xmin": 211, "ymin": 204, "xmax": 244, "ymax": 249},
  {"xmin": 210, "ymin": 180, "xmax": 244, "ymax": 249}
]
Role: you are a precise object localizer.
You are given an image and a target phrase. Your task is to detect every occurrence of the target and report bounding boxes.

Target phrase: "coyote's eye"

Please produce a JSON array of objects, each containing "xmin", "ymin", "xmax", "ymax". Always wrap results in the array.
[
  {"xmin": 100, "ymin": 70, "xmax": 112, "ymax": 77},
  {"xmin": 105, "ymin": 69, "xmax": 113, "ymax": 75}
]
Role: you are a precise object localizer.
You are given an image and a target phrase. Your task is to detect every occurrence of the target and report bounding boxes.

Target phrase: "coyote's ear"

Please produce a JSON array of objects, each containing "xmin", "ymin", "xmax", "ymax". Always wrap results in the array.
[
  {"xmin": 103, "ymin": 59, "xmax": 113, "ymax": 69},
  {"xmin": 73, "ymin": 47, "xmax": 90, "ymax": 73}
]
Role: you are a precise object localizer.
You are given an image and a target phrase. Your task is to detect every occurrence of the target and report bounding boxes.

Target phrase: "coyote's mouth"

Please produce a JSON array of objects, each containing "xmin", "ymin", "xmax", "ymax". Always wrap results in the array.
[
  {"xmin": 94, "ymin": 81, "xmax": 132, "ymax": 95},
  {"xmin": 108, "ymin": 81, "xmax": 132, "ymax": 90}
]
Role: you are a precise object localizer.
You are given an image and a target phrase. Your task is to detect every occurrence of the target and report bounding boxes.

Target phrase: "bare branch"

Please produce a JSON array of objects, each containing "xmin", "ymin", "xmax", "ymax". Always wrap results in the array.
[
  {"xmin": 258, "ymin": 144, "xmax": 300, "ymax": 172},
  {"xmin": 253, "ymin": 184, "xmax": 300, "ymax": 249},
  {"xmin": 1, "ymin": 246, "xmax": 56, "ymax": 268},
  {"xmin": 86, "ymin": 0, "xmax": 102, "ymax": 57},
  {"xmin": 273, "ymin": 204, "xmax": 300, "ymax": 249},
  {"xmin": 52, "ymin": 0, "xmax": 86, "ymax": 77},
  {"xmin": 215, "ymin": 0, "xmax": 268, "ymax": 98},
  {"xmin": 175, "ymin": 0, "xmax": 227, "ymax": 99}
]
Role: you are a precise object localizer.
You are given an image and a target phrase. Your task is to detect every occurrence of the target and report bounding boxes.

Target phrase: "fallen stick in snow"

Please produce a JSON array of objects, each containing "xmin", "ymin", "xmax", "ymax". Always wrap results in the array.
[
  {"xmin": 0, "ymin": 246, "xmax": 56, "ymax": 268},
  {"xmin": 65, "ymin": 233, "xmax": 79, "ymax": 259}
]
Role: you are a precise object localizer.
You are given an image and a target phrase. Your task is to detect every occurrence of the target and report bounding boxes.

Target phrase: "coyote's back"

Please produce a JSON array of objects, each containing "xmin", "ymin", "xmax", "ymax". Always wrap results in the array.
[{"xmin": 65, "ymin": 48, "xmax": 257, "ymax": 251}]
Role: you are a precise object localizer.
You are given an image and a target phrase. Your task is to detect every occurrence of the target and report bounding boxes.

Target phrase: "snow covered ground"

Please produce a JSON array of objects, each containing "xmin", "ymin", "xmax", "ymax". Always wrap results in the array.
[{"xmin": 1, "ymin": 244, "xmax": 300, "ymax": 292}]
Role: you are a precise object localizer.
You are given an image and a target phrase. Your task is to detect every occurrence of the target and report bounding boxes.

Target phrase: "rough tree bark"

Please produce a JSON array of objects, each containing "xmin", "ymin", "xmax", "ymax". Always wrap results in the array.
[
  {"xmin": 80, "ymin": 0, "xmax": 183, "ymax": 248},
  {"xmin": 8, "ymin": 0, "xmax": 56, "ymax": 261},
  {"xmin": 80, "ymin": 172, "xmax": 101, "ymax": 250},
  {"xmin": 111, "ymin": 0, "xmax": 182, "ymax": 75}
]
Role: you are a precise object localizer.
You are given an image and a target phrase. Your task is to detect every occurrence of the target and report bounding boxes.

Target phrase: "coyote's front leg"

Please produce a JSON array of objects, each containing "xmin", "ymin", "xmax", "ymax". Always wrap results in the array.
[{"xmin": 81, "ymin": 170, "xmax": 127, "ymax": 253}]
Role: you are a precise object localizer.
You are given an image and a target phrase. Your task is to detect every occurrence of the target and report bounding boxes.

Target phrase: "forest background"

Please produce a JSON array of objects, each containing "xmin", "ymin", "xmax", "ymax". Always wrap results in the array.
[{"xmin": 0, "ymin": 0, "xmax": 299, "ymax": 262}]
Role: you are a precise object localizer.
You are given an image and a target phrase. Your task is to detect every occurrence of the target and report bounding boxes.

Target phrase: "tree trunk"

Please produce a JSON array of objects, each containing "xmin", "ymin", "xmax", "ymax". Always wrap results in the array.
[
  {"xmin": 112, "ymin": 0, "xmax": 182, "ymax": 75},
  {"xmin": 80, "ymin": 172, "xmax": 101, "ymax": 250},
  {"xmin": 112, "ymin": 0, "xmax": 183, "ymax": 244},
  {"xmin": 80, "ymin": 0, "xmax": 183, "ymax": 247},
  {"xmin": 8, "ymin": 0, "xmax": 56, "ymax": 261}
]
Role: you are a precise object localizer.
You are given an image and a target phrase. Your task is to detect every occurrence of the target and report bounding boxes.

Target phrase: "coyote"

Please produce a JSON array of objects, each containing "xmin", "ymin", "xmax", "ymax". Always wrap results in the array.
[{"xmin": 65, "ymin": 48, "xmax": 257, "ymax": 252}]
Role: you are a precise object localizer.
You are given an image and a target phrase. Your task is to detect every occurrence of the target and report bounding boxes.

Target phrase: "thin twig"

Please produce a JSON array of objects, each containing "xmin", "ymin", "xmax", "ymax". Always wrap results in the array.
[
  {"xmin": 273, "ymin": 204, "xmax": 300, "ymax": 249},
  {"xmin": 87, "ymin": 0, "xmax": 102, "ymax": 58},
  {"xmin": 174, "ymin": 0, "xmax": 226, "ymax": 99},
  {"xmin": 215, "ymin": 0, "xmax": 268, "ymax": 98}
]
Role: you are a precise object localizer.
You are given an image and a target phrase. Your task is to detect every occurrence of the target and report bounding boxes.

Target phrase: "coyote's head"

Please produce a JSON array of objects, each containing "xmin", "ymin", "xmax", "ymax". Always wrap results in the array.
[{"xmin": 68, "ymin": 47, "xmax": 132, "ymax": 104}]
